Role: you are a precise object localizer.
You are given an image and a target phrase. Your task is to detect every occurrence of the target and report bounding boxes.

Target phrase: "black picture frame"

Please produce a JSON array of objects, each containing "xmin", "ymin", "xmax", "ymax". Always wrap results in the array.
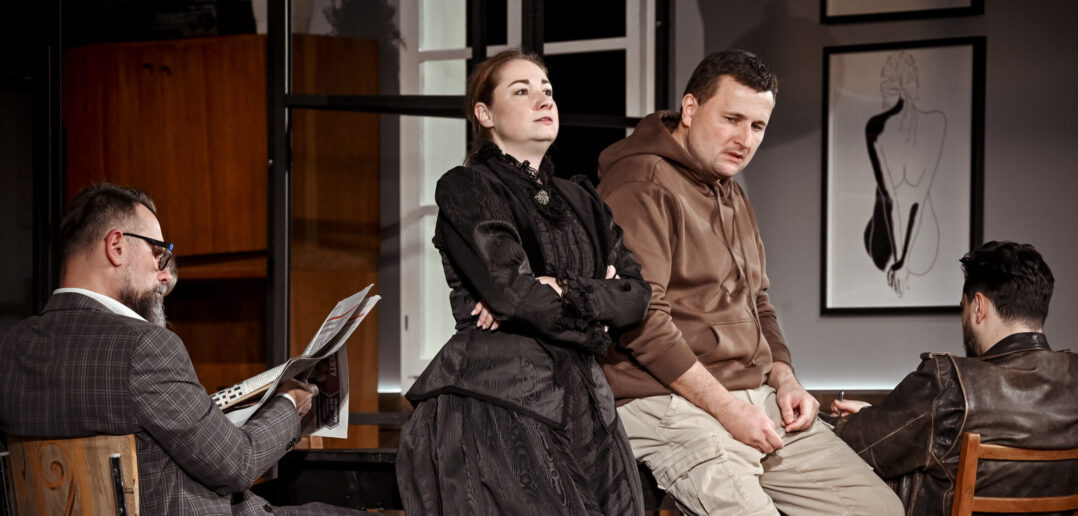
[
  {"xmin": 821, "ymin": 0, "xmax": 984, "ymax": 24},
  {"xmin": 821, "ymin": 37, "xmax": 984, "ymax": 315}
]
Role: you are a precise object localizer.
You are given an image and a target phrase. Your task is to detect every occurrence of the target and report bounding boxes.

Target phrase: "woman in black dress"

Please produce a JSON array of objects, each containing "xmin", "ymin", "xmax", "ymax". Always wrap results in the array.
[{"xmin": 396, "ymin": 49, "xmax": 650, "ymax": 515}]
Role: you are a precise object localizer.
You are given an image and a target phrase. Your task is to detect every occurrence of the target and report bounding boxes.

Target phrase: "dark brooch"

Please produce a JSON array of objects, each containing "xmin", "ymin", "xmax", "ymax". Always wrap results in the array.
[{"xmin": 520, "ymin": 160, "xmax": 550, "ymax": 205}]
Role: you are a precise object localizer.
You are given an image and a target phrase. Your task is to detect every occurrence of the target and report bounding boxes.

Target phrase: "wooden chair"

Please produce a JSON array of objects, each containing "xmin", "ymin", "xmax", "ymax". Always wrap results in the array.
[
  {"xmin": 2, "ymin": 450, "xmax": 18, "ymax": 515},
  {"xmin": 5, "ymin": 435, "xmax": 139, "ymax": 516},
  {"xmin": 952, "ymin": 431, "xmax": 1078, "ymax": 516}
]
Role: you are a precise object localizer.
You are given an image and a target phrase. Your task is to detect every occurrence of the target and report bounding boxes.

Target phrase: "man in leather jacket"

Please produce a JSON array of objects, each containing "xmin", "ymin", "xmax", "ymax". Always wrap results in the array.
[{"xmin": 831, "ymin": 241, "xmax": 1078, "ymax": 515}]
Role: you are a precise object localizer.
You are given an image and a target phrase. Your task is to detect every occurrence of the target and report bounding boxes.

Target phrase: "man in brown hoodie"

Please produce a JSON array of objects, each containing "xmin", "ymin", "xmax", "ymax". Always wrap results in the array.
[{"xmin": 596, "ymin": 51, "xmax": 903, "ymax": 515}]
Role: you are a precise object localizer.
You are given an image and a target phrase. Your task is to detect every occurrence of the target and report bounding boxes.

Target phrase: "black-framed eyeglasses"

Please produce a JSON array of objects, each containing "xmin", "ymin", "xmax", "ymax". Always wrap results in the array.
[{"xmin": 124, "ymin": 232, "xmax": 174, "ymax": 271}]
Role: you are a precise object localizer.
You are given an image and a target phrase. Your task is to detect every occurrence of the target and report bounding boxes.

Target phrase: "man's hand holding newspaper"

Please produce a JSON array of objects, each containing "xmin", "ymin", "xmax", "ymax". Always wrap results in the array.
[
  {"xmin": 278, "ymin": 378, "xmax": 319, "ymax": 416},
  {"xmin": 210, "ymin": 285, "xmax": 380, "ymax": 439}
]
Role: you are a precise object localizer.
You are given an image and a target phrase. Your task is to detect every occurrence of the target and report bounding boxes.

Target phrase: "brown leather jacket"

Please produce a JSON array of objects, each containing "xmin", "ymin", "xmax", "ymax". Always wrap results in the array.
[{"xmin": 833, "ymin": 333, "xmax": 1078, "ymax": 515}]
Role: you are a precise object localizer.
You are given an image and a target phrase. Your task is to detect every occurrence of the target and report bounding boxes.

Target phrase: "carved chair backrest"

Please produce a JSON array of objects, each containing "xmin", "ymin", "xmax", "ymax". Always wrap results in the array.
[{"xmin": 5, "ymin": 435, "xmax": 139, "ymax": 516}]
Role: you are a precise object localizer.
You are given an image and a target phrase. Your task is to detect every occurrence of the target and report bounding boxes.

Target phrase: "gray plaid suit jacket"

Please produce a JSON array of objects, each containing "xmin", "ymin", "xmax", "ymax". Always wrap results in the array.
[{"xmin": 0, "ymin": 292, "xmax": 366, "ymax": 515}]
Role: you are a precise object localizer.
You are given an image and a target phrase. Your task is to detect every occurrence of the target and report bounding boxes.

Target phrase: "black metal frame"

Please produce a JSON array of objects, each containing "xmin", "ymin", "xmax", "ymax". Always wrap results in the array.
[
  {"xmin": 266, "ymin": 0, "xmax": 292, "ymax": 367},
  {"xmin": 470, "ymin": 0, "xmax": 488, "ymax": 63},
  {"xmin": 521, "ymin": 0, "xmax": 544, "ymax": 55},
  {"xmin": 819, "ymin": 37, "xmax": 985, "ymax": 315},
  {"xmin": 33, "ymin": 0, "xmax": 64, "ymax": 311},
  {"xmin": 264, "ymin": 0, "xmax": 667, "ymax": 372},
  {"xmin": 655, "ymin": 0, "xmax": 670, "ymax": 110},
  {"xmin": 820, "ymin": 0, "xmax": 984, "ymax": 24}
]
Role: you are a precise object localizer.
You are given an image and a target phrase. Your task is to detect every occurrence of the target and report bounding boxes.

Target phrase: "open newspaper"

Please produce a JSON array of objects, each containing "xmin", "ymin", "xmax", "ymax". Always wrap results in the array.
[{"xmin": 210, "ymin": 285, "xmax": 380, "ymax": 438}]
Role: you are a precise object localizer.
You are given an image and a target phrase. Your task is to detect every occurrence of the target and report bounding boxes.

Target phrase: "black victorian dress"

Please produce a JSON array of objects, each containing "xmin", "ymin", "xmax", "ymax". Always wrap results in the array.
[{"xmin": 396, "ymin": 144, "xmax": 650, "ymax": 515}]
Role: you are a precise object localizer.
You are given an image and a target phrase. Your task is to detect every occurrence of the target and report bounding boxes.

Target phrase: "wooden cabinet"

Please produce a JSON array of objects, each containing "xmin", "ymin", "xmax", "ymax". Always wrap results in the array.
[
  {"xmin": 63, "ymin": 35, "xmax": 381, "ymax": 447},
  {"xmin": 64, "ymin": 35, "xmax": 267, "ymax": 256}
]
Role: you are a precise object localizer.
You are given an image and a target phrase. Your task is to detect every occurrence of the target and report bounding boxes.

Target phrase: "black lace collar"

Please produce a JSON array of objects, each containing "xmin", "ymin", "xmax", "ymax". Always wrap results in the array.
[{"xmin": 475, "ymin": 142, "xmax": 561, "ymax": 209}]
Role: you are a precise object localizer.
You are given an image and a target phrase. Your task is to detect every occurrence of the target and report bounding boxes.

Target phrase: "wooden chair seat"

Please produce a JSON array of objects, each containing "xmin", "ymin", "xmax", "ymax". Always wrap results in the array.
[
  {"xmin": 952, "ymin": 431, "xmax": 1078, "ymax": 516},
  {"xmin": 4, "ymin": 434, "xmax": 139, "ymax": 516}
]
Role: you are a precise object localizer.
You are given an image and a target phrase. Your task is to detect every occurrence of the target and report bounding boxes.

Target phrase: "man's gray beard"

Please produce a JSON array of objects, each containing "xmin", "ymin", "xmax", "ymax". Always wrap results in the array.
[{"xmin": 119, "ymin": 279, "xmax": 168, "ymax": 327}]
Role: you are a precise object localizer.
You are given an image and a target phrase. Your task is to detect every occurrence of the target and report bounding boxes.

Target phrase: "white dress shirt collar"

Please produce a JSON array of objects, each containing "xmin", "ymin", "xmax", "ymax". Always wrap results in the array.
[{"xmin": 53, "ymin": 287, "xmax": 146, "ymax": 322}]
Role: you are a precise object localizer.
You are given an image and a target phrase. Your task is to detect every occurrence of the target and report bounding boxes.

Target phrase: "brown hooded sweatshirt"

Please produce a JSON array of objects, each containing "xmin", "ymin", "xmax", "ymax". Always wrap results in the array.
[{"xmin": 596, "ymin": 111, "xmax": 791, "ymax": 404}]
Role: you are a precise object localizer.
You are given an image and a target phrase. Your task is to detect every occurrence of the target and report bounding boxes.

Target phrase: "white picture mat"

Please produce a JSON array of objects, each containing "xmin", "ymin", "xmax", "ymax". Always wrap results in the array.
[{"xmin": 825, "ymin": 43, "xmax": 974, "ymax": 309}]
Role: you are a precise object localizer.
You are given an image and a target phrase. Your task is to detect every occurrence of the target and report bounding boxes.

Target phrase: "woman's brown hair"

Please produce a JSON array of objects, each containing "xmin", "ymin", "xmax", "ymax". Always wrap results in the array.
[{"xmin": 464, "ymin": 49, "xmax": 548, "ymax": 164}]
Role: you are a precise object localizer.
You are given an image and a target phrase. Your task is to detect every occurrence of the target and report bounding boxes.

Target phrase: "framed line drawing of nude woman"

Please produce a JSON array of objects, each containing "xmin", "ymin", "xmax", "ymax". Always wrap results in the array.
[{"xmin": 822, "ymin": 37, "xmax": 984, "ymax": 314}]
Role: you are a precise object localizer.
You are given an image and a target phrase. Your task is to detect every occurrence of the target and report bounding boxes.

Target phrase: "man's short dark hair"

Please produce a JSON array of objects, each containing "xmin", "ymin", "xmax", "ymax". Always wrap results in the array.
[
  {"xmin": 960, "ymin": 241, "xmax": 1054, "ymax": 327},
  {"xmin": 683, "ymin": 50, "xmax": 779, "ymax": 106},
  {"xmin": 59, "ymin": 183, "xmax": 157, "ymax": 264}
]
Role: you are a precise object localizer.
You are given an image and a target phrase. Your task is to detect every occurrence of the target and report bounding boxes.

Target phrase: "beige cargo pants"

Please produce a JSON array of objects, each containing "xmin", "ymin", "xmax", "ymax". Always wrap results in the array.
[{"xmin": 617, "ymin": 385, "xmax": 903, "ymax": 516}]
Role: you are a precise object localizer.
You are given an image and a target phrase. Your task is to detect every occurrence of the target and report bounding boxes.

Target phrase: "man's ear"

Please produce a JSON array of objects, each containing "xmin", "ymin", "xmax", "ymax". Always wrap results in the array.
[
  {"xmin": 104, "ymin": 230, "xmax": 125, "ymax": 267},
  {"xmin": 680, "ymin": 94, "xmax": 698, "ymax": 128},
  {"xmin": 474, "ymin": 102, "xmax": 494, "ymax": 128},
  {"xmin": 972, "ymin": 291, "xmax": 992, "ymax": 325}
]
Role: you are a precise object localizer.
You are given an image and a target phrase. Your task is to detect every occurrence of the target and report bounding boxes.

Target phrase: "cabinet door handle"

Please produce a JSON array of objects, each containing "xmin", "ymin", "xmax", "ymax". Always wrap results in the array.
[
  {"xmin": 143, "ymin": 63, "xmax": 154, "ymax": 75},
  {"xmin": 160, "ymin": 65, "xmax": 172, "ymax": 76}
]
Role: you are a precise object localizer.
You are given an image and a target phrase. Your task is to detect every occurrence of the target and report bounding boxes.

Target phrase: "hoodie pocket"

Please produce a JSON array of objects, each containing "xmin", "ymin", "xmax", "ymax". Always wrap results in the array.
[{"xmin": 698, "ymin": 319, "xmax": 762, "ymax": 367}]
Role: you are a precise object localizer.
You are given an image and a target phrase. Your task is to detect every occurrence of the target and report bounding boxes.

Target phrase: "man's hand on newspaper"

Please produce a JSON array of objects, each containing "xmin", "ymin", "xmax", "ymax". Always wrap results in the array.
[{"xmin": 278, "ymin": 378, "xmax": 320, "ymax": 416}]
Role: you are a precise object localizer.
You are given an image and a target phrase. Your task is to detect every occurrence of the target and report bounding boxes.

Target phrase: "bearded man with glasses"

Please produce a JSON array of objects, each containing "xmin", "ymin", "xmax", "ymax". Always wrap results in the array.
[
  {"xmin": 113, "ymin": 231, "xmax": 173, "ymax": 326},
  {"xmin": 0, "ymin": 183, "xmax": 372, "ymax": 515}
]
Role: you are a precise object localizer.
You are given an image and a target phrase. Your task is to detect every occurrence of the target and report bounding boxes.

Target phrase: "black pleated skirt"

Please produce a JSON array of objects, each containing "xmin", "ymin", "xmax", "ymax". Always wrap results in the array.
[{"xmin": 396, "ymin": 362, "xmax": 643, "ymax": 516}]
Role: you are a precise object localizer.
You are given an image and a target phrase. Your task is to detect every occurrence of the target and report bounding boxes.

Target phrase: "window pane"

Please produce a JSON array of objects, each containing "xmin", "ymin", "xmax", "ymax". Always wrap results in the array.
[
  {"xmin": 420, "ymin": 117, "xmax": 467, "ymax": 203},
  {"xmin": 399, "ymin": 114, "xmax": 466, "ymax": 391},
  {"xmin": 291, "ymin": 107, "xmax": 382, "ymax": 347},
  {"xmin": 420, "ymin": 215, "xmax": 453, "ymax": 359},
  {"xmin": 290, "ymin": 107, "xmax": 382, "ymax": 445},
  {"xmin": 291, "ymin": 35, "xmax": 383, "ymax": 96},
  {"xmin": 549, "ymin": 126, "xmax": 626, "ymax": 185},
  {"xmin": 295, "ymin": 2, "xmax": 400, "ymax": 96},
  {"xmin": 466, "ymin": 0, "xmax": 508, "ymax": 46},
  {"xmin": 545, "ymin": 50, "xmax": 626, "ymax": 116},
  {"xmin": 420, "ymin": 0, "xmax": 467, "ymax": 50},
  {"xmin": 420, "ymin": 59, "xmax": 466, "ymax": 95},
  {"xmin": 544, "ymin": 0, "xmax": 626, "ymax": 42},
  {"xmin": 544, "ymin": 50, "xmax": 627, "ymax": 185}
]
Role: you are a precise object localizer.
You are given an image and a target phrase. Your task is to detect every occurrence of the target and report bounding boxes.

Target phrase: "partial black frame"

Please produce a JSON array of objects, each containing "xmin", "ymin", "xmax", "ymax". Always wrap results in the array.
[
  {"xmin": 820, "ymin": 37, "xmax": 985, "ymax": 315},
  {"xmin": 821, "ymin": 0, "xmax": 983, "ymax": 24}
]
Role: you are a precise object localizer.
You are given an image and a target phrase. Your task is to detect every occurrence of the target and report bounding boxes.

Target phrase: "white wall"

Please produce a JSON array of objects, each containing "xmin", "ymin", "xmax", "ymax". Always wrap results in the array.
[{"xmin": 674, "ymin": 0, "xmax": 1078, "ymax": 389}]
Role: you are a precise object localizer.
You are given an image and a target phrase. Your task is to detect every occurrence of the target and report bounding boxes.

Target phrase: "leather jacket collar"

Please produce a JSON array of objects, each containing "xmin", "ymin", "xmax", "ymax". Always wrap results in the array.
[{"xmin": 979, "ymin": 332, "xmax": 1050, "ymax": 358}]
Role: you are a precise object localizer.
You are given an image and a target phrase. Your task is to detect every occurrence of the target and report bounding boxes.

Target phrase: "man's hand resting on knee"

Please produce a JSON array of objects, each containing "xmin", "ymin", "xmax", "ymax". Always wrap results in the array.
[
  {"xmin": 714, "ymin": 395, "xmax": 785, "ymax": 454},
  {"xmin": 768, "ymin": 361, "xmax": 820, "ymax": 432},
  {"xmin": 671, "ymin": 362, "xmax": 784, "ymax": 454}
]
